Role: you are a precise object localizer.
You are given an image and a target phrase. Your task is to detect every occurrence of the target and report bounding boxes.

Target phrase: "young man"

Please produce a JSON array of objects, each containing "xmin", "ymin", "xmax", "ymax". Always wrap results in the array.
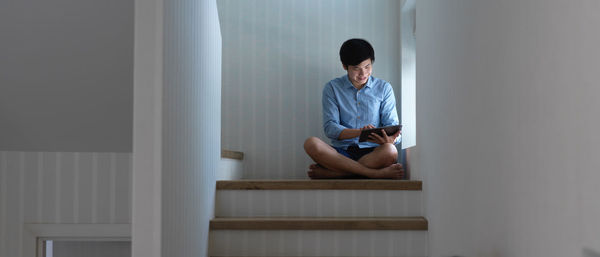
[{"xmin": 304, "ymin": 38, "xmax": 404, "ymax": 179}]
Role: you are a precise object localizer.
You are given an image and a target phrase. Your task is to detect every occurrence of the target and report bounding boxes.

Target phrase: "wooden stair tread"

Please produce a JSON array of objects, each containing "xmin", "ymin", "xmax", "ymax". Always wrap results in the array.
[
  {"xmin": 210, "ymin": 217, "xmax": 428, "ymax": 230},
  {"xmin": 221, "ymin": 150, "xmax": 244, "ymax": 160},
  {"xmin": 216, "ymin": 179, "xmax": 422, "ymax": 190}
]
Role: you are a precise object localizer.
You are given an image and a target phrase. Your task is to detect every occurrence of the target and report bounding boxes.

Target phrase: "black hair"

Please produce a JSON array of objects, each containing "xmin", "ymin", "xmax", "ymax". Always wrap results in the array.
[{"xmin": 339, "ymin": 38, "xmax": 375, "ymax": 67}]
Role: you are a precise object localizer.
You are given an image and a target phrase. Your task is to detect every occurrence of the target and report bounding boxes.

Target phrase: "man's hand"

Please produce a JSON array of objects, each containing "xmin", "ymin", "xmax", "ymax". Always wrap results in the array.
[
  {"xmin": 338, "ymin": 124, "xmax": 376, "ymax": 140},
  {"xmin": 368, "ymin": 128, "xmax": 401, "ymax": 145},
  {"xmin": 360, "ymin": 124, "xmax": 376, "ymax": 131}
]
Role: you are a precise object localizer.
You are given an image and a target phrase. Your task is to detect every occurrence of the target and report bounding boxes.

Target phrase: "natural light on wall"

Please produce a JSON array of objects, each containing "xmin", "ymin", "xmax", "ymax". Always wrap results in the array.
[{"xmin": 401, "ymin": 0, "xmax": 416, "ymax": 149}]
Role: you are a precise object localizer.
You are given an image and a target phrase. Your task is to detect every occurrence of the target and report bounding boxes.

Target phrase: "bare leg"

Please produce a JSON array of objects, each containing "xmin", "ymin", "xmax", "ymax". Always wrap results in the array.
[
  {"xmin": 357, "ymin": 143, "xmax": 398, "ymax": 169},
  {"xmin": 307, "ymin": 164, "xmax": 362, "ymax": 179},
  {"xmin": 308, "ymin": 143, "xmax": 397, "ymax": 178},
  {"xmin": 304, "ymin": 137, "xmax": 403, "ymax": 179}
]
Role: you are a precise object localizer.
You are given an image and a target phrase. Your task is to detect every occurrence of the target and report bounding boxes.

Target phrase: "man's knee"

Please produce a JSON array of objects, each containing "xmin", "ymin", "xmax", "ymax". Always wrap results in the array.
[
  {"xmin": 304, "ymin": 137, "xmax": 323, "ymax": 154},
  {"xmin": 379, "ymin": 143, "xmax": 398, "ymax": 165}
]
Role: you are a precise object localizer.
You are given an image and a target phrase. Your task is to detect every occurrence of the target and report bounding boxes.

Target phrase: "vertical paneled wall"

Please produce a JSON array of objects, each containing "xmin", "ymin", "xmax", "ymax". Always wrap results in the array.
[
  {"xmin": 0, "ymin": 151, "xmax": 132, "ymax": 257},
  {"xmin": 162, "ymin": 0, "xmax": 221, "ymax": 256},
  {"xmin": 218, "ymin": 0, "xmax": 402, "ymax": 179}
]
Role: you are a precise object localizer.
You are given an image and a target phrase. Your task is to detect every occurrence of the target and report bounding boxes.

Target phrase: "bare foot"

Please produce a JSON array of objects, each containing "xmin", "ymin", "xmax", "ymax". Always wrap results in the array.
[
  {"xmin": 368, "ymin": 163, "xmax": 404, "ymax": 179},
  {"xmin": 307, "ymin": 164, "xmax": 353, "ymax": 179},
  {"xmin": 307, "ymin": 164, "xmax": 320, "ymax": 179}
]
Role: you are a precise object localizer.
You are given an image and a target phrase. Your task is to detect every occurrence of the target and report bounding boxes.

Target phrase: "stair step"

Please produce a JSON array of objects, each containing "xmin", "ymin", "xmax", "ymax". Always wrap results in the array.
[
  {"xmin": 209, "ymin": 229, "xmax": 428, "ymax": 257},
  {"xmin": 210, "ymin": 217, "xmax": 427, "ymax": 230},
  {"xmin": 216, "ymin": 189, "xmax": 422, "ymax": 217},
  {"xmin": 211, "ymin": 180, "xmax": 427, "ymax": 257},
  {"xmin": 221, "ymin": 149, "xmax": 244, "ymax": 160},
  {"xmin": 216, "ymin": 179, "xmax": 422, "ymax": 190}
]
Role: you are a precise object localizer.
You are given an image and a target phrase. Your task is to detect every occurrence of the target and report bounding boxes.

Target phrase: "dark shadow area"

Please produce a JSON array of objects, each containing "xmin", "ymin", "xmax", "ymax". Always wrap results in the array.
[{"xmin": 583, "ymin": 248, "xmax": 600, "ymax": 257}]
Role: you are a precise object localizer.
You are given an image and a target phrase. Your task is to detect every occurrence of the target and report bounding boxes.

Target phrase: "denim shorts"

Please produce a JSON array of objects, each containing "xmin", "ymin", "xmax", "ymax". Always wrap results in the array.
[{"xmin": 333, "ymin": 145, "xmax": 376, "ymax": 161}]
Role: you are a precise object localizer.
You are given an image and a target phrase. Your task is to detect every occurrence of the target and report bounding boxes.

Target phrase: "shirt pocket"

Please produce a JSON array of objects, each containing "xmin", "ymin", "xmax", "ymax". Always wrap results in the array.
[
  {"xmin": 338, "ymin": 95, "xmax": 357, "ymax": 127},
  {"xmin": 359, "ymin": 92, "xmax": 382, "ymax": 126}
]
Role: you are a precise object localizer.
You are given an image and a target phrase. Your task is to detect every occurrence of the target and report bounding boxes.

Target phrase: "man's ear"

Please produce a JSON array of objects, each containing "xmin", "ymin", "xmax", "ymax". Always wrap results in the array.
[{"xmin": 342, "ymin": 64, "xmax": 348, "ymax": 70}]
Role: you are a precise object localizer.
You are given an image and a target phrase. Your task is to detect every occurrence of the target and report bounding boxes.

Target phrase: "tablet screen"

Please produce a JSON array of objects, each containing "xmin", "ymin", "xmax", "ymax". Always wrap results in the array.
[{"xmin": 358, "ymin": 125, "xmax": 402, "ymax": 142}]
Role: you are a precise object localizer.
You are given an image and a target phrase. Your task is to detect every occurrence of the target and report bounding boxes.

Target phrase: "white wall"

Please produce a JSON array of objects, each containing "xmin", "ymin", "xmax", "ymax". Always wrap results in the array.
[
  {"xmin": 417, "ymin": 0, "xmax": 600, "ymax": 256},
  {"xmin": 131, "ymin": 0, "xmax": 163, "ymax": 256},
  {"xmin": 132, "ymin": 0, "xmax": 222, "ymax": 256},
  {"xmin": 161, "ymin": 0, "xmax": 222, "ymax": 256},
  {"xmin": 0, "ymin": 151, "xmax": 132, "ymax": 257},
  {"xmin": 400, "ymin": 0, "xmax": 416, "ymax": 150},
  {"xmin": 0, "ymin": 0, "xmax": 135, "ymax": 254},
  {"xmin": 218, "ymin": 0, "xmax": 402, "ymax": 178},
  {"xmin": 0, "ymin": 0, "xmax": 134, "ymax": 152},
  {"xmin": 0, "ymin": 0, "xmax": 133, "ymax": 254}
]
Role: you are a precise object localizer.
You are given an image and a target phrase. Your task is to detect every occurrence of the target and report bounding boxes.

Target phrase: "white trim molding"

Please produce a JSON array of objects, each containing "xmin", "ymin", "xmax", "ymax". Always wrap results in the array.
[{"xmin": 22, "ymin": 224, "xmax": 131, "ymax": 257}]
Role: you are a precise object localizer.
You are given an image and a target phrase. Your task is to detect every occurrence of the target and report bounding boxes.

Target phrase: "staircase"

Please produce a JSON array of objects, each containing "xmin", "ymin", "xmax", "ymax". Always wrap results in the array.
[{"xmin": 209, "ymin": 180, "xmax": 428, "ymax": 257}]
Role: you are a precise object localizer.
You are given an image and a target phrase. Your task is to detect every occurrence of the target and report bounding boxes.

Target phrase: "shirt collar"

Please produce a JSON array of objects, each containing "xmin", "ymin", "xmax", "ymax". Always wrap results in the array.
[{"xmin": 344, "ymin": 75, "xmax": 372, "ymax": 90}]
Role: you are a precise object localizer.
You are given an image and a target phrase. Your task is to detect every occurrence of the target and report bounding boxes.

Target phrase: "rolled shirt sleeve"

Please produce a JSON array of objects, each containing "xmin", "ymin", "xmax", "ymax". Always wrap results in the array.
[
  {"xmin": 379, "ymin": 83, "xmax": 402, "ymax": 145},
  {"xmin": 322, "ymin": 83, "xmax": 346, "ymax": 140}
]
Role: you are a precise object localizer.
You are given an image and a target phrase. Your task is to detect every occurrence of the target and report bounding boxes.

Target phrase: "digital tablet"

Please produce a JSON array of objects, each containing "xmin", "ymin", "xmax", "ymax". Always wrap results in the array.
[{"xmin": 358, "ymin": 125, "xmax": 402, "ymax": 142}]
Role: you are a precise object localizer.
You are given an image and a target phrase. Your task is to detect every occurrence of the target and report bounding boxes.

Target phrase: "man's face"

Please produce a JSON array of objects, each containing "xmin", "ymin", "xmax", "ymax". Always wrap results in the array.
[{"xmin": 344, "ymin": 58, "xmax": 372, "ymax": 88}]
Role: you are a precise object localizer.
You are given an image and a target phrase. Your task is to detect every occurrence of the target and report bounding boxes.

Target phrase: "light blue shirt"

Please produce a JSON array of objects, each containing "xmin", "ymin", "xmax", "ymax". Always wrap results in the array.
[{"xmin": 323, "ymin": 75, "xmax": 401, "ymax": 149}]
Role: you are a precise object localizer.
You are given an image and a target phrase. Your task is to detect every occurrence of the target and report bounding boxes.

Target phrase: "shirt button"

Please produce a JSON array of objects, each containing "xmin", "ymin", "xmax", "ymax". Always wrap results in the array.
[{"xmin": 357, "ymin": 116, "xmax": 360, "ymax": 119}]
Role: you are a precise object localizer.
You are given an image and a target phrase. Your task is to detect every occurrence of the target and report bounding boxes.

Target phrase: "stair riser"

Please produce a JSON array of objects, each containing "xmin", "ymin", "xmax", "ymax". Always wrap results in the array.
[
  {"xmin": 218, "ymin": 158, "xmax": 243, "ymax": 180},
  {"xmin": 210, "ymin": 230, "xmax": 427, "ymax": 257},
  {"xmin": 216, "ymin": 190, "xmax": 423, "ymax": 217}
]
